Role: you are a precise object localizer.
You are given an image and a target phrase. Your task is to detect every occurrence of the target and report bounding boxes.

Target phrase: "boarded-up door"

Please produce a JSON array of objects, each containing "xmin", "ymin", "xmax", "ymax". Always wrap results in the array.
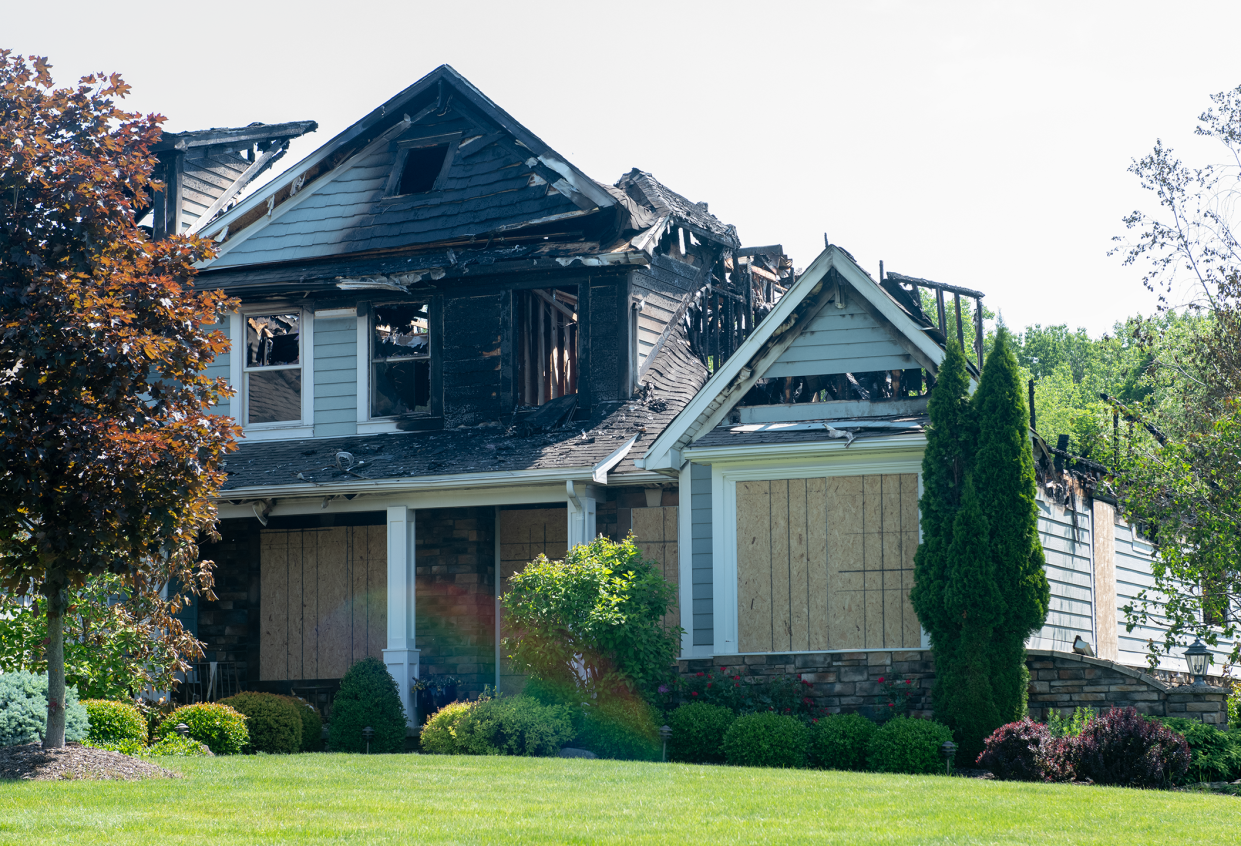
[
  {"xmin": 630, "ymin": 506, "xmax": 680, "ymax": 631},
  {"xmin": 260, "ymin": 526, "xmax": 387, "ymax": 681},
  {"xmin": 736, "ymin": 474, "xmax": 919, "ymax": 653}
]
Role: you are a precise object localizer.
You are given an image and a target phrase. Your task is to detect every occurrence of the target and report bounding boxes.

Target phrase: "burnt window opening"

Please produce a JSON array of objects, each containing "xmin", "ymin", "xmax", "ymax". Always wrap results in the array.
[
  {"xmin": 516, "ymin": 287, "xmax": 578, "ymax": 407},
  {"xmin": 371, "ymin": 302, "xmax": 432, "ymax": 417},
  {"xmin": 244, "ymin": 313, "xmax": 302, "ymax": 425},
  {"xmin": 397, "ymin": 144, "xmax": 450, "ymax": 195},
  {"xmin": 739, "ymin": 369, "xmax": 932, "ymax": 406}
]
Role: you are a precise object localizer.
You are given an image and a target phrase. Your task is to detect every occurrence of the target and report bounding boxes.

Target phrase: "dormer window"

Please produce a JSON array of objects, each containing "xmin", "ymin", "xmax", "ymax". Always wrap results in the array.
[{"xmin": 387, "ymin": 134, "xmax": 458, "ymax": 198}]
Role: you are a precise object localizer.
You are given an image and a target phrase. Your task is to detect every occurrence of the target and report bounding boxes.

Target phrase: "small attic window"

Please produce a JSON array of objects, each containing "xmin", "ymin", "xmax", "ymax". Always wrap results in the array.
[{"xmin": 397, "ymin": 144, "xmax": 450, "ymax": 195}]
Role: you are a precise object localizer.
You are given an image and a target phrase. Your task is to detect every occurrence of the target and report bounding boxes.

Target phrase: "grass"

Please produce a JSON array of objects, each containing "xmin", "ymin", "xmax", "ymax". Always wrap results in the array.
[{"xmin": 0, "ymin": 753, "xmax": 1236, "ymax": 845}]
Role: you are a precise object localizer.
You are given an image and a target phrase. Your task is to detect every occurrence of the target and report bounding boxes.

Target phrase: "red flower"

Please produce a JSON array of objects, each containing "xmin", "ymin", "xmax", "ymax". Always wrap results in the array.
[
  {"xmin": 691, "ymin": 691, "xmax": 698, "ymax": 696},
  {"xmin": 906, "ymin": 680, "xmax": 912, "ymax": 685},
  {"xmin": 812, "ymin": 718, "xmax": 819, "ymax": 724},
  {"xmin": 707, "ymin": 682, "xmax": 712, "ymax": 687},
  {"xmin": 734, "ymin": 683, "xmax": 740, "ymax": 687},
  {"xmin": 733, "ymin": 676, "xmax": 741, "ymax": 681},
  {"xmin": 719, "ymin": 667, "xmax": 727, "ymax": 673},
  {"xmin": 888, "ymin": 703, "xmax": 895, "ymax": 708},
  {"xmin": 877, "ymin": 676, "xmax": 885, "ymax": 683},
  {"xmin": 696, "ymin": 672, "xmax": 704, "ymax": 677}
]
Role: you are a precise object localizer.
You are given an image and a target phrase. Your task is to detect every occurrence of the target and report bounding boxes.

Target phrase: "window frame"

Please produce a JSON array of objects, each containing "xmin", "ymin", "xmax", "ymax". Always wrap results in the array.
[
  {"xmin": 382, "ymin": 133, "xmax": 461, "ymax": 200},
  {"xmin": 356, "ymin": 298, "xmax": 439, "ymax": 433},
  {"xmin": 229, "ymin": 307, "xmax": 315, "ymax": 439}
]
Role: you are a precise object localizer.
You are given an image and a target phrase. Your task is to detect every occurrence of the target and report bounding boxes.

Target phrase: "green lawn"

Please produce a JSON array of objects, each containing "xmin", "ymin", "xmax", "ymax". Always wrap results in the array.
[{"xmin": 0, "ymin": 754, "xmax": 1234, "ymax": 845}]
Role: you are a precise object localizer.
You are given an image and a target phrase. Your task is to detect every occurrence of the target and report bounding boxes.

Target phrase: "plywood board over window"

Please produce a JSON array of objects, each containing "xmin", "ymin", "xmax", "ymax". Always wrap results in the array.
[
  {"xmin": 630, "ymin": 506, "xmax": 680, "ymax": 631},
  {"xmin": 736, "ymin": 474, "xmax": 919, "ymax": 653},
  {"xmin": 259, "ymin": 526, "xmax": 387, "ymax": 682}
]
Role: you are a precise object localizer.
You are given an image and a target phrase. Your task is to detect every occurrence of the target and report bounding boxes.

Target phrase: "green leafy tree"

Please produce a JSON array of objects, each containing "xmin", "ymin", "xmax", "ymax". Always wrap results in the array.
[
  {"xmin": 0, "ymin": 52, "xmax": 236, "ymax": 747},
  {"xmin": 502, "ymin": 535, "xmax": 681, "ymax": 703},
  {"xmin": 972, "ymin": 331, "xmax": 1050, "ymax": 722}
]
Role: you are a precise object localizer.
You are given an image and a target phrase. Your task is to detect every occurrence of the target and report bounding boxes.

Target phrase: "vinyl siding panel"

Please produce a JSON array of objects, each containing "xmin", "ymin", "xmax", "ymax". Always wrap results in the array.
[
  {"xmin": 204, "ymin": 320, "xmax": 231, "ymax": 418},
  {"xmin": 1030, "ymin": 495, "xmax": 1095, "ymax": 653},
  {"xmin": 690, "ymin": 462, "xmax": 713, "ymax": 647},
  {"xmin": 765, "ymin": 301, "xmax": 915, "ymax": 378},
  {"xmin": 313, "ymin": 317, "xmax": 357, "ymax": 437}
]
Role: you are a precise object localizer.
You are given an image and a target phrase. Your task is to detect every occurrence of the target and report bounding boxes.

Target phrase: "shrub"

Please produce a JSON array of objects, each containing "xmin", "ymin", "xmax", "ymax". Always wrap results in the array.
[
  {"xmin": 678, "ymin": 667, "xmax": 822, "ymax": 721},
  {"xmin": 452, "ymin": 694, "xmax": 574, "ymax": 757},
  {"xmin": 281, "ymin": 696, "xmax": 323, "ymax": 752},
  {"xmin": 808, "ymin": 713, "xmax": 877, "ymax": 771},
  {"xmin": 147, "ymin": 735, "xmax": 213, "ymax": 757},
  {"xmin": 722, "ymin": 712, "xmax": 808, "ymax": 768},
  {"xmin": 975, "ymin": 718, "xmax": 1057, "ymax": 781},
  {"xmin": 577, "ymin": 696, "xmax": 661, "ymax": 761},
  {"xmin": 0, "ymin": 670, "xmax": 88, "ymax": 746},
  {"xmin": 83, "ymin": 699, "xmax": 147, "ymax": 747},
  {"xmin": 1047, "ymin": 706, "xmax": 1095, "ymax": 738},
  {"xmin": 220, "ymin": 692, "xmax": 303, "ymax": 754},
  {"xmin": 420, "ymin": 701, "xmax": 473, "ymax": 755},
  {"xmin": 329, "ymin": 657, "xmax": 407, "ymax": 753},
  {"xmin": 867, "ymin": 716, "xmax": 953, "ymax": 775},
  {"xmin": 83, "ymin": 737, "xmax": 145, "ymax": 756},
  {"xmin": 1158, "ymin": 717, "xmax": 1241, "ymax": 783},
  {"xmin": 1074, "ymin": 707, "xmax": 1190, "ymax": 788},
  {"xmin": 667, "ymin": 703, "xmax": 735, "ymax": 764},
  {"xmin": 155, "ymin": 703, "xmax": 248, "ymax": 755}
]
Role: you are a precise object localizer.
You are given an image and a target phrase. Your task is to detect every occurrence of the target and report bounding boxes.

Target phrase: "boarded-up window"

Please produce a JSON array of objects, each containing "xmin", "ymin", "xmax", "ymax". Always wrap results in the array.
[
  {"xmin": 630, "ymin": 506, "xmax": 679, "ymax": 631},
  {"xmin": 736, "ymin": 474, "xmax": 919, "ymax": 653},
  {"xmin": 260, "ymin": 526, "xmax": 387, "ymax": 681}
]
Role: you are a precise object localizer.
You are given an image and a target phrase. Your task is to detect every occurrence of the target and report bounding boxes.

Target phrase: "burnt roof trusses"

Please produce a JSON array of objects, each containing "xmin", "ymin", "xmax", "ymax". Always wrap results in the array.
[{"xmin": 194, "ymin": 66, "xmax": 742, "ymax": 294}]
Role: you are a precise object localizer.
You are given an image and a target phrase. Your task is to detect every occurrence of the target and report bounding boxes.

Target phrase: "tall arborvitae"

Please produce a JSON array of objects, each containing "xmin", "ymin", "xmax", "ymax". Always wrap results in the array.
[
  {"xmin": 971, "ymin": 330, "xmax": 1051, "ymax": 722},
  {"xmin": 939, "ymin": 477, "xmax": 1004, "ymax": 763},
  {"xmin": 910, "ymin": 342, "xmax": 976, "ymax": 719}
]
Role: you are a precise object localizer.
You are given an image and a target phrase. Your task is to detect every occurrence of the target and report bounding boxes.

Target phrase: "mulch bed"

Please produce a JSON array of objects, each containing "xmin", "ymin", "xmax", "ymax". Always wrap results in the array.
[{"xmin": 0, "ymin": 743, "xmax": 179, "ymax": 781}]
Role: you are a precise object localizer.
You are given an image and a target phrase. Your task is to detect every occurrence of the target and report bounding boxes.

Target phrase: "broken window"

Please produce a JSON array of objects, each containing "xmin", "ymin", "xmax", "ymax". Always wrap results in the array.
[
  {"xmin": 397, "ymin": 144, "xmax": 449, "ymax": 195},
  {"xmin": 371, "ymin": 302, "xmax": 431, "ymax": 417},
  {"xmin": 244, "ymin": 313, "xmax": 301, "ymax": 425},
  {"xmin": 739, "ymin": 369, "xmax": 930, "ymax": 406},
  {"xmin": 516, "ymin": 287, "xmax": 578, "ymax": 406}
]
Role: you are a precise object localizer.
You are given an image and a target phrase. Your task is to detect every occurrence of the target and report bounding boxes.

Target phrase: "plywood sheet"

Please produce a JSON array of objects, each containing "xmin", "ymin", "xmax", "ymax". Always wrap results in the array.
[
  {"xmin": 770, "ymin": 480, "xmax": 791, "ymax": 651},
  {"xmin": 832, "ymin": 589, "xmax": 864, "ymax": 649},
  {"xmin": 260, "ymin": 531, "xmax": 287, "ymax": 682},
  {"xmin": 285, "ymin": 531, "xmax": 304, "ymax": 680},
  {"xmin": 630, "ymin": 507, "xmax": 664, "ymax": 543},
  {"xmin": 787, "ymin": 479, "xmax": 809, "ymax": 652},
  {"xmin": 736, "ymin": 480, "xmax": 771, "ymax": 653},
  {"xmin": 807, "ymin": 478, "xmax": 829, "ymax": 651},
  {"xmin": 317, "ymin": 527, "xmax": 350, "ymax": 679},
  {"xmin": 301, "ymin": 532, "xmax": 318, "ymax": 679},
  {"xmin": 864, "ymin": 587, "xmax": 884, "ymax": 648}
]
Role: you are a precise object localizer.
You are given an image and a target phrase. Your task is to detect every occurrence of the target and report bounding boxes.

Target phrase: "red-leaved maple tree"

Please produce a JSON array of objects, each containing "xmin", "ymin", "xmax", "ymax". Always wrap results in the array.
[{"xmin": 0, "ymin": 51, "xmax": 237, "ymax": 747}]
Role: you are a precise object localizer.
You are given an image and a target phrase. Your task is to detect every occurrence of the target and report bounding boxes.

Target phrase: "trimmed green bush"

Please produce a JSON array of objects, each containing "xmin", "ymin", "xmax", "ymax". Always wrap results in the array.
[
  {"xmin": 452, "ymin": 695, "xmax": 574, "ymax": 757},
  {"xmin": 220, "ymin": 692, "xmax": 303, "ymax": 754},
  {"xmin": 577, "ymin": 696, "xmax": 661, "ymax": 761},
  {"xmin": 83, "ymin": 737, "xmax": 145, "ymax": 756},
  {"xmin": 147, "ymin": 734, "xmax": 213, "ymax": 757},
  {"xmin": 420, "ymin": 701, "xmax": 472, "ymax": 754},
  {"xmin": 668, "ymin": 703, "xmax": 735, "ymax": 764},
  {"xmin": 329, "ymin": 657, "xmax": 407, "ymax": 753},
  {"xmin": 722, "ymin": 712, "xmax": 808, "ymax": 768},
  {"xmin": 83, "ymin": 699, "xmax": 147, "ymax": 747},
  {"xmin": 155, "ymin": 702, "xmax": 248, "ymax": 755},
  {"xmin": 281, "ymin": 695, "xmax": 323, "ymax": 752},
  {"xmin": 808, "ymin": 713, "xmax": 877, "ymax": 771},
  {"xmin": 867, "ymin": 716, "xmax": 953, "ymax": 774},
  {"xmin": 0, "ymin": 670, "xmax": 88, "ymax": 746}
]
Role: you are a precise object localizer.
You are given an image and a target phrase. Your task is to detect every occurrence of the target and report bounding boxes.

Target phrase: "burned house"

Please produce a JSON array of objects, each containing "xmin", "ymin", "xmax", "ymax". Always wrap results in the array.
[{"xmin": 181, "ymin": 65, "xmax": 1229, "ymax": 726}]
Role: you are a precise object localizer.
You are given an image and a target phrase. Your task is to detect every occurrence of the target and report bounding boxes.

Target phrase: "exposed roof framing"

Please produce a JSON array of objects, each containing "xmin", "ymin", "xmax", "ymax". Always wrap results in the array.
[
  {"xmin": 885, "ymin": 271, "xmax": 985, "ymax": 300},
  {"xmin": 152, "ymin": 120, "xmax": 318, "ymax": 153}
]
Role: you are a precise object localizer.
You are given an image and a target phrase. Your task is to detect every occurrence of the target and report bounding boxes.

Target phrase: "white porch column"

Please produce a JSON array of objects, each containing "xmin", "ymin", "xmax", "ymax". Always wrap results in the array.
[
  {"xmin": 383, "ymin": 505, "xmax": 419, "ymax": 730},
  {"xmin": 566, "ymin": 481, "xmax": 599, "ymax": 549}
]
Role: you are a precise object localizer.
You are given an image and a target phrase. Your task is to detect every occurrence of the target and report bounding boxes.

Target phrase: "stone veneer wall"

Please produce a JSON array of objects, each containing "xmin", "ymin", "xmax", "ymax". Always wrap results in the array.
[
  {"xmin": 196, "ymin": 519, "xmax": 262, "ymax": 687},
  {"xmin": 415, "ymin": 506, "xmax": 496, "ymax": 699},
  {"xmin": 678, "ymin": 648, "xmax": 1229, "ymax": 726}
]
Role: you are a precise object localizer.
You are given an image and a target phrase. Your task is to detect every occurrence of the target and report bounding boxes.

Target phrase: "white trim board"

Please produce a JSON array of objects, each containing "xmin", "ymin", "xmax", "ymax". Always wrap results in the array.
[{"xmin": 709, "ymin": 451, "xmax": 923, "ymax": 656}]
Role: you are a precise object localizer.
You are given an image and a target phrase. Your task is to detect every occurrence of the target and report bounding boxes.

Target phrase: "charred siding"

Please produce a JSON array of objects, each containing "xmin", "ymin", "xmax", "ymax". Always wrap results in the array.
[{"xmin": 443, "ymin": 291, "xmax": 504, "ymax": 426}]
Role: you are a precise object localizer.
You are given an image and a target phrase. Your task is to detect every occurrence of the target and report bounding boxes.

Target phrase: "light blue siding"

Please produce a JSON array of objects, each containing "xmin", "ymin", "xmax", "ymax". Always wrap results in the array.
[
  {"xmin": 203, "ymin": 320, "xmax": 231, "ymax": 418},
  {"xmin": 765, "ymin": 301, "xmax": 916, "ymax": 379},
  {"xmin": 313, "ymin": 316, "xmax": 357, "ymax": 437},
  {"xmin": 690, "ymin": 462, "xmax": 713, "ymax": 647},
  {"xmin": 1031, "ymin": 495, "xmax": 1095, "ymax": 653}
]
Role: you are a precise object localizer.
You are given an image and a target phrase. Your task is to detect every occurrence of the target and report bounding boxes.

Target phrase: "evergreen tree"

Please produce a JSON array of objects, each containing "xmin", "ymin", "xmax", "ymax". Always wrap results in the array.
[
  {"xmin": 910, "ymin": 342, "xmax": 976, "ymax": 722},
  {"xmin": 971, "ymin": 331, "xmax": 1051, "ymax": 722},
  {"xmin": 938, "ymin": 477, "xmax": 1004, "ymax": 763}
]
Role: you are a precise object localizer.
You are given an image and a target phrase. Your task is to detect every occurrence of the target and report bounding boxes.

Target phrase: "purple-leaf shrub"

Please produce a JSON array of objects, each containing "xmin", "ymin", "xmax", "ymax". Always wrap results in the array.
[
  {"xmin": 976, "ymin": 718, "xmax": 1052, "ymax": 781},
  {"xmin": 1074, "ymin": 707, "xmax": 1190, "ymax": 788}
]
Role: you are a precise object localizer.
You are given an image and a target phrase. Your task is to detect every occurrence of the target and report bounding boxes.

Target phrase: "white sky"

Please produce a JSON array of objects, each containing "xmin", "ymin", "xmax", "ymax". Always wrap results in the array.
[{"xmin": 10, "ymin": 1, "xmax": 1241, "ymax": 336}]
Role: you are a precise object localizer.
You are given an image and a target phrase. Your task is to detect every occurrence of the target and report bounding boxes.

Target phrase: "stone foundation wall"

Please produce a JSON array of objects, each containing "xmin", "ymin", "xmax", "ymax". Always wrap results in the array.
[{"xmin": 678, "ymin": 648, "xmax": 1229, "ymax": 726}]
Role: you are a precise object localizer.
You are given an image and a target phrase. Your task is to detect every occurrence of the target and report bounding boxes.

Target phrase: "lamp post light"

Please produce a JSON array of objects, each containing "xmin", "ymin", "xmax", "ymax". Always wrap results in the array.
[
  {"xmin": 940, "ymin": 740, "xmax": 958, "ymax": 776},
  {"xmin": 321, "ymin": 724, "xmax": 330, "ymax": 751},
  {"xmin": 659, "ymin": 725, "xmax": 672, "ymax": 763},
  {"xmin": 1184, "ymin": 638, "xmax": 1210, "ymax": 687},
  {"xmin": 175, "ymin": 723, "xmax": 190, "ymax": 739},
  {"xmin": 362, "ymin": 725, "xmax": 375, "ymax": 754}
]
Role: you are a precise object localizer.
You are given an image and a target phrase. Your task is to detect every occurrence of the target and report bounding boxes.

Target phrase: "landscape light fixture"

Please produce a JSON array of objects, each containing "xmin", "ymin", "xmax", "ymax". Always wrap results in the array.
[
  {"xmin": 362, "ymin": 725, "xmax": 374, "ymax": 754},
  {"xmin": 1183, "ymin": 638, "xmax": 1210, "ymax": 686},
  {"xmin": 940, "ymin": 740, "xmax": 958, "ymax": 776},
  {"xmin": 659, "ymin": 725, "xmax": 672, "ymax": 762},
  {"xmin": 175, "ymin": 723, "xmax": 190, "ymax": 739}
]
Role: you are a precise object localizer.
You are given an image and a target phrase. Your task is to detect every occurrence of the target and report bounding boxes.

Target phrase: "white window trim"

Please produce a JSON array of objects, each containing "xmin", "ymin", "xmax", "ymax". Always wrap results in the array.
[
  {"xmin": 708, "ymin": 444, "xmax": 923, "ymax": 656},
  {"xmin": 230, "ymin": 307, "xmax": 314, "ymax": 441},
  {"xmin": 356, "ymin": 302, "xmax": 432, "ymax": 431}
]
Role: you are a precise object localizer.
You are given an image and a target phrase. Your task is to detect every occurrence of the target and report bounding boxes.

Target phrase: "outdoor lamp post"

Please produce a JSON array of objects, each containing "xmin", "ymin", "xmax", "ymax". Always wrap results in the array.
[
  {"xmin": 175, "ymin": 723, "xmax": 190, "ymax": 739},
  {"xmin": 659, "ymin": 725, "xmax": 672, "ymax": 762},
  {"xmin": 362, "ymin": 725, "xmax": 374, "ymax": 754},
  {"xmin": 321, "ymin": 724, "xmax": 330, "ymax": 749},
  {"xmin": 1184, "ymin": 638, "xmax": 1210, "ymax": 686},
  {"xmin": 940, "ymin": 740, "xmax": 958, "ymax": 776}
]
